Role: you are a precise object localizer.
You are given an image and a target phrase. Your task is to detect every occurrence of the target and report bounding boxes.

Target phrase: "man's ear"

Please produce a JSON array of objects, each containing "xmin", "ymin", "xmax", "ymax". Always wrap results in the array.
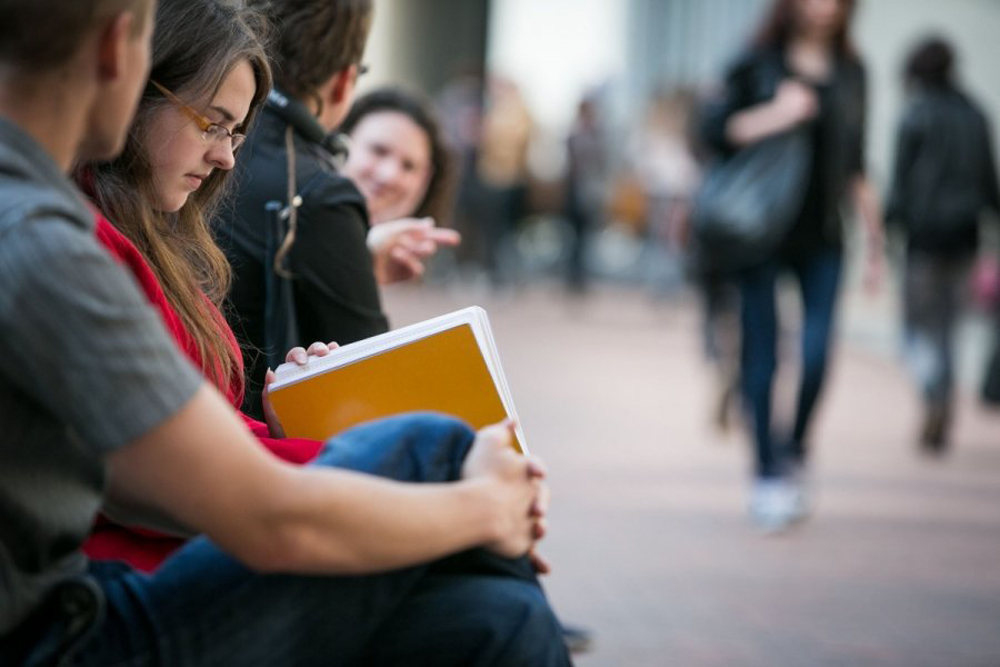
[
  {"xmin": 327, "ymin": 65, "xmax": 357, "ymax": 107},
  {"xmin": 95, "ymin": 12, "xmax": 135, "ymax": 81}
]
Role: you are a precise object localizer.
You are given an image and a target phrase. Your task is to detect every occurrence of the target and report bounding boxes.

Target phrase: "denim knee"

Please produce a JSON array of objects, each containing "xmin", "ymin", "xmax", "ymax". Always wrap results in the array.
[{"xmin": 316, "ymin": 412, "xmax": 476, "ymax": 483}]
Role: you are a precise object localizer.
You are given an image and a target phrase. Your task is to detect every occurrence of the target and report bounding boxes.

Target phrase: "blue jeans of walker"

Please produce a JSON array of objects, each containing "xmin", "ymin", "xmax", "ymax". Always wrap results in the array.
[
  {"xmin": 18, "ymin": 413, "xmax": 569, "ymax": 667},
  {"xmin": 739, "ymin": 252, "xmax": 842, "ymax": 478},
  {"xmin": 903, "ymin": 250, "xmax": 973, "ymax": 407}
]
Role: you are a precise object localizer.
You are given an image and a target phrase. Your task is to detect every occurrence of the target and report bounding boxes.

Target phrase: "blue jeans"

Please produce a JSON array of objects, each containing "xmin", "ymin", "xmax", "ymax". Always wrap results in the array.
[
  {"xmin": 903, "ymin": 250, "xmax": 972, "ymax": 407},
  {"xmin": 14, "ymin": 413, "xmax": 570, "ymax": 667},
  {"xmin": 739, "ymin": 252, "xmax": 842, "ymax": 478}
]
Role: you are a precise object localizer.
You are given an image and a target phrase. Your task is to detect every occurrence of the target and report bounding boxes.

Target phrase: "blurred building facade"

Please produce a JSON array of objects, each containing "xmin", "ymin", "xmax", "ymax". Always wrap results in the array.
[{"xmin": 365, "ymin": 0, "xmax": 1000, "ymax": 191}]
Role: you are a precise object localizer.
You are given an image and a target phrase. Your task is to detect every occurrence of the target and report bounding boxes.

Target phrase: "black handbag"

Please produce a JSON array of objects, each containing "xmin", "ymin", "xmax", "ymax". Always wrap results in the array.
[{"xmin": 692, "ymin": 129, "xmax": 811, "ymax": 272}]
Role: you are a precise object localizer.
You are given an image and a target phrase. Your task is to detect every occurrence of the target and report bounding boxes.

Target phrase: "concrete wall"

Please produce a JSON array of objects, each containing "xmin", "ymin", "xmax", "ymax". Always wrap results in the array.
[
  {"xmin": 365, "ymin": 0, "xmax": 1000, "ymax": 183},
  {"xmin": 363, "ymin": 0, "xmax": 489, "ymax": 96}
]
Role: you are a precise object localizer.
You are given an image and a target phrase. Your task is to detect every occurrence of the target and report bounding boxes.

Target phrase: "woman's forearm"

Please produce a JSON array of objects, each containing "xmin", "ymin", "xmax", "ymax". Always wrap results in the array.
[{"xmin": 726, "ymin": 100, "xmax": 791, "ymax": 147}]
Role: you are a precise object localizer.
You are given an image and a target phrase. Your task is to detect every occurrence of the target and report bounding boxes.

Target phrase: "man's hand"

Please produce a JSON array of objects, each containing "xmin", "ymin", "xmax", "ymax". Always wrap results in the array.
[
  {"xmin": 461, "ymin": 420, "xmax": 548, "ymax": 560},
  {"xmin": 263, "ymin": 341, "xmax": 339, "ymax": 438},
  {"xmin": 368, "ymin": 217, "xmax": 461, "ymax": 284}
]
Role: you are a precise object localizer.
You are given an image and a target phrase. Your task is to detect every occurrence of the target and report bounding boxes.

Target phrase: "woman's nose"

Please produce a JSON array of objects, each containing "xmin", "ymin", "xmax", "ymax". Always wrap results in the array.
[
  {"xmin": 374, "ymin": 159, "xmax": 402, "ymax": 185},
  {"xmin": 207, "ymin": 141, "xmax": 236, "ymax": 171}
]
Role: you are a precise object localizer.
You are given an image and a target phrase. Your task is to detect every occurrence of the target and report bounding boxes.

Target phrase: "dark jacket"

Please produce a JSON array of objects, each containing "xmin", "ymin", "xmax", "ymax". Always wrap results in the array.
[
  {"xmin": 886, "ymin": 86, "xmax": 1000, "ymax": 256},
  {"xmin": 700, "ymin": 45, "xmax": 867, "ymax": 258},
  {"xmin": 215, "ymin": 92, "xmax": 389, "ymax": 418}
]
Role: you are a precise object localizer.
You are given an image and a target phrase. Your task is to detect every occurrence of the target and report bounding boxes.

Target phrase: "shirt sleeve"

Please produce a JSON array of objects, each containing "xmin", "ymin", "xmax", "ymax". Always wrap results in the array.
[
  {"xmin": 0, "ymin": 216, "xmax": 202, "ymax": 452},
  {"xmin": 288, "ymin": 175, "xmax": 389, "ymax": 346},
  {"xmin": 847, "ymin": 63, "xmax": 868, "ymax": 177},
  {"xmin": 699, "ymin": 56, "xmax": 757, "ymax": 156},
  {"xmin": 885, "ymin": 105, "xmax": 922, "ymax": 227},
  {"xmin": 980, "ymin": 114, "xmax": 1000, "ymax": 219}
]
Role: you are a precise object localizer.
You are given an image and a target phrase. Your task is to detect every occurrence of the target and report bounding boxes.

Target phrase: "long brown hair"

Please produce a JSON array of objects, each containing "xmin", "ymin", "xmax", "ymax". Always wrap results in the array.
[
  {"xmin": 753, "ymin": 0, "xmax": 858, "ymax": 57},
  {"xmin": 83, "ymin": 0, "xmax": 272, "ymax": 393}
]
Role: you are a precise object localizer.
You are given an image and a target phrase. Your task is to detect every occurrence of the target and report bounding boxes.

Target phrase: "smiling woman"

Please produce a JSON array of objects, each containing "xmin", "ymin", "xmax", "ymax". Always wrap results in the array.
[{"xmin": 340, "ymin": 87, "xmax": 455, "ymax": 226}]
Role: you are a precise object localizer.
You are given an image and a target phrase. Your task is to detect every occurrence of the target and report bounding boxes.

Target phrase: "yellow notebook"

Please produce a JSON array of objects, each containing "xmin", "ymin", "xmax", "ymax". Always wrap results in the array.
[{"xmin": 267, "ymin": 307, "xmax": 527, "ymax": 453}]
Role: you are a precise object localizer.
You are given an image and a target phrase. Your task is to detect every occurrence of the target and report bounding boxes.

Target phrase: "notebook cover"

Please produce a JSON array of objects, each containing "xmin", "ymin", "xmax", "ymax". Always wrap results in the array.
[{"xmin": 268, "ymin": 323, "xmax": 522, "ymax": 451}]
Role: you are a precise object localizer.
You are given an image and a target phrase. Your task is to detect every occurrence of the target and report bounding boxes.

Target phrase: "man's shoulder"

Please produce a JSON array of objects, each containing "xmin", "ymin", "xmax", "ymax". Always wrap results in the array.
[
  {"xmin": 0, "ymin": 123, "xmax": 91, "ymax": 236},
  {"xmin": 0, "ymin": 170, "xmax": 89, "ymax": 232},
  {"xmin": 0, "ymin": 193, "xmax": 94, "ymax": 271}
]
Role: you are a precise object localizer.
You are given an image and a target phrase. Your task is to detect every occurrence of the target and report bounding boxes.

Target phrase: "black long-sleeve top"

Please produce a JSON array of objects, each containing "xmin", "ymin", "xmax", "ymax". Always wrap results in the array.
[
  {"xmin": 699, "ymin": 45, "xmax": 867, "ymax": 260},
  {"xmin": 886, "ymin": 85, "xmax": 1000, "ymax": 257}
]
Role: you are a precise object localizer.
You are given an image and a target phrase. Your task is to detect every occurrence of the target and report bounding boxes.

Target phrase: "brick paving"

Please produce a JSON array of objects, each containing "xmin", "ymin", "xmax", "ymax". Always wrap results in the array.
[{"xmin": 383, "ymin": 281, "xmax": 1000, "ymax": 667}]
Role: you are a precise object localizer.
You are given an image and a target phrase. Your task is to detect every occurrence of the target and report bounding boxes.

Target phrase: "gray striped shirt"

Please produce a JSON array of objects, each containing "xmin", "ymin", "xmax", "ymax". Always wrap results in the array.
[{"xmin": 0, "ymin": 117, "xmax": 202, "ymax": 634}]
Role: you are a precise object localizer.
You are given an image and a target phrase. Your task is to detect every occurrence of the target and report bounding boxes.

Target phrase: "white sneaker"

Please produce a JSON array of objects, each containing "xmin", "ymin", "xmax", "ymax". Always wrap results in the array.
[{"xmin": 748, "ymin": 478, "xmax": 797, "ymax": 533}]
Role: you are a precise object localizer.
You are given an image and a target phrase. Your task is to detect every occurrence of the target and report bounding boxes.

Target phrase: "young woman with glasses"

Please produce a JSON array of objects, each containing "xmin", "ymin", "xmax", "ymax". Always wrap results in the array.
[{"xmin": 75, "ymin": 0, "xmax": 329, "ymax": 571}]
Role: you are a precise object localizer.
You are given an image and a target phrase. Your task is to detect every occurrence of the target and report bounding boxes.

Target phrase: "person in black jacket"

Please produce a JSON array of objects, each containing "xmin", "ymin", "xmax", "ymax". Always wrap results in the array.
[
  {"xmin": 700, "ymin": 0, "xmax": 884, "ymax": 531},
  {"xmin": 886, "ymin": 37, "xmax": 1000, "ymax": 453},
  {"xmin": 215, "ymin": 0, "xmax": 455, "ymax": 418}
]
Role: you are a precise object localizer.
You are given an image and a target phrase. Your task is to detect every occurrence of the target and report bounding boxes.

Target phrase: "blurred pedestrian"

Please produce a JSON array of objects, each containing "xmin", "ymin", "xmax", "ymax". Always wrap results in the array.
[
  {"xmin": 564, "ymin": 94, "xmax": 610, "ymax": 293},
  {"xmin": 886, "ymin": 37, "xmax": 1000, "ymax": 453},
  {"xmin": 700, "ymin": 0, "xmax": 884, "ymax": 531},
  {"xmin": 451, "ymin": 76, "xmax": 534, "ymax": 288}
]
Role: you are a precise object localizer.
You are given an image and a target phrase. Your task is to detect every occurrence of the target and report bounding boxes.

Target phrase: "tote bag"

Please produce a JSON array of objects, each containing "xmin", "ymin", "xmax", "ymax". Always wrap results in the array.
[{"xmin": 693, "ymin": 129, "xmax": 811, "ymax": 272}]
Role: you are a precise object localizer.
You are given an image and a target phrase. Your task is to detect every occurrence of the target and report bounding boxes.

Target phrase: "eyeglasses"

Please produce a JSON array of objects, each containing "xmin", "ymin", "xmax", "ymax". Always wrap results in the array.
[{"xmin": 151, "ymin": 80, "xmax": 246, "ymax": 152}]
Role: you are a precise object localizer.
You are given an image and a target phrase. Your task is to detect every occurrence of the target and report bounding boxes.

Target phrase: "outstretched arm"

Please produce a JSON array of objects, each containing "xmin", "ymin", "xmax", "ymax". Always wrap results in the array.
[{"xmin": 368, "ymin": 217, "xmax": 461, "ymax": 284}]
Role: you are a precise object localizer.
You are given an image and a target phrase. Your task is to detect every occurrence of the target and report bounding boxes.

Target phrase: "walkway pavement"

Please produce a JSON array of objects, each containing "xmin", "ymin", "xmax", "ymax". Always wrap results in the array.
[{"xmin": 383, "ymin": 280, "xmax": 1000, "ymax": 667}]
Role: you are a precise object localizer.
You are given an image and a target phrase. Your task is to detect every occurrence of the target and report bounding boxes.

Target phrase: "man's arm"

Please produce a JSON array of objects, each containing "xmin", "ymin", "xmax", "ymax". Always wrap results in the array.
[
  {"xmin": 885, "ymin": 108, "xmax": 921, "ymax": 227},
  {"xmin": 1, "ymin": 217, "xmax": 541, "ymax": 576},
  {"xmin": 106, "ymin": 382, "xmax": 543, "ymax": 574}
]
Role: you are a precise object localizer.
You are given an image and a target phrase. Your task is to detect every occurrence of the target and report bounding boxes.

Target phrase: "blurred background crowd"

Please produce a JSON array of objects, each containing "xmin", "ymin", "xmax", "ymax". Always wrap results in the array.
[
  {"xmin": 353, "ymin": 1, "xmax": 1000, "ymax": 663},
  {"xmin": 361, "ymin": 0, "xmax": 1000, "ymax": 350}
]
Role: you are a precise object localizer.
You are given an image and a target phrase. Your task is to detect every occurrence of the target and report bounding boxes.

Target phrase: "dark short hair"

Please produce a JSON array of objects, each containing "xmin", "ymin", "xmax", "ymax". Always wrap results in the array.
[
  {"xmin": 0, "ymin": 0, "xmax": 151, "ymax": 70},
  {"xmin": 905, "ymin": 37, "xmax": 955, "ymax": 89},
  {"xmin": 339, "ymin": 87, "xmax": 456, "ymax": 224},
  {"xmin": 256, "ymin": 0, "xmax": 373, "ymax": 104}
]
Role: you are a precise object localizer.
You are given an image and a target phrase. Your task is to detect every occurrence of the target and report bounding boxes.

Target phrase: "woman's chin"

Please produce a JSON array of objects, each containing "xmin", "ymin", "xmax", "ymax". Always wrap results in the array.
[{"xmin": 155, "ymin": 194, "xmax": 188, "ymax": 214}]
